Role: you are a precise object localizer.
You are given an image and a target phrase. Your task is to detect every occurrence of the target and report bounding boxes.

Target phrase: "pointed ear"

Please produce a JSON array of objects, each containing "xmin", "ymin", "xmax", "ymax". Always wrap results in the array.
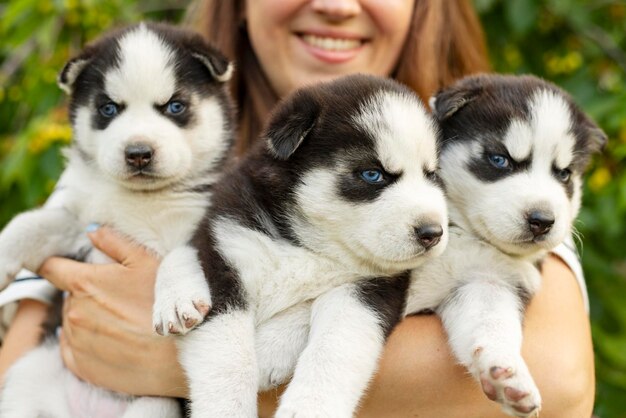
[
  {"xmin": 586, "ymin": 125, "xmax": 608, "ymax": 154},
  {"xmin": 58, "ymin": 56, "xmax": 92, "ymax": 94},
  {"xmin": 431, "ymin": 81, "xmax": 483, "ymax": 121},
  {"xmin": 264, "ymin": 90, "xmax": 320, "ymax": 161},
  {"xmin": 191, "ymin": 48, "xmax": 233, "ymax": 82}
]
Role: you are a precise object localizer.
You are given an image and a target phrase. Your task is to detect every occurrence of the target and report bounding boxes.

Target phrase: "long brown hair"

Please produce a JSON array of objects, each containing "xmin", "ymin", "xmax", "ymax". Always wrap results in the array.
[{"xmin": 187, "ymin": 0, "xmax": 490, "ymax": 154}]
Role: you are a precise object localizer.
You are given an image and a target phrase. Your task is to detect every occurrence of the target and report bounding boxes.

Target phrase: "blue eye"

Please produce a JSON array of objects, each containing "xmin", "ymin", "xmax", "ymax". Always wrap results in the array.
[
  {"xmin": 488, "ymin": 154, "xmax": 510, "ymax": 169},
  {"xmin": 360, "ymin": 169, "xmax": 384, "ymax": 184},
  {"xmin": 166, "ymin": 101, "xmax": 186, "ymax": 115},
  {"xmin": 99, "ymin": 102, "xmax": 119, "ymax": 118},
  {"xmin": 556, "ymin": 168, "xmax": 571, "ymax": 182}
]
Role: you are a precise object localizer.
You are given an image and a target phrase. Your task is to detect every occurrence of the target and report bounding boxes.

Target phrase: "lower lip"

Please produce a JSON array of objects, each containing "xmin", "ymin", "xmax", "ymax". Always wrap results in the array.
[{"xmin": 296, "ymin": 35, "xmax": 365, "ymax": 64}]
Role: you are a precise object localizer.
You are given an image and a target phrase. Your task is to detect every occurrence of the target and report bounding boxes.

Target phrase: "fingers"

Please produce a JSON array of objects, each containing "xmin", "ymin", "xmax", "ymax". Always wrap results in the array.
[
  {"xmin": 59, "ymin": 329, "xmax": 80, "ymax": 379},
  {"xmin": 87, "ymin": 226, "xmax": 146, "ymax": 265},
  {"xmin": 38, "ymin": 257, "xmax": 98, "ymax": 292}
]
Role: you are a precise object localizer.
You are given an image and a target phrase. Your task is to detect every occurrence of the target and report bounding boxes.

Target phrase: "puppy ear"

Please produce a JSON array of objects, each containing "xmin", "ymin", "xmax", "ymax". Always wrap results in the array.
[
  {"xmin": 58, "ymin": 56, "xmax": 92, "ymax": 95},
  {"xmin": 431, "ymin": 81, "xmax": 482, "ymax": 121},
  {"xmin": 265, "ymin": 90, "xmax": 320, "ymax": 161},
  {"xmin": 586, "ymin": 125, "xmax": 608, "ymax": 153},
  {"xmin": 191, "ymin": 50, "xmax": 234, "ymax": 82}
]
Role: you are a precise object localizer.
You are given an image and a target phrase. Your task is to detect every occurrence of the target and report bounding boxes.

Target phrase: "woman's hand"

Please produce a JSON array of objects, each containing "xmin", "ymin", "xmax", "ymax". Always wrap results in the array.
[{"xmin": 38, "ymin": 226, "xmax": 188, "ymax": 398}]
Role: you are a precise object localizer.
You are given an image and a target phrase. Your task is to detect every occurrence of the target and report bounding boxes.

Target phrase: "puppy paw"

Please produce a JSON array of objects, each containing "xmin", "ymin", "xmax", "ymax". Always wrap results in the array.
[
  {"xmin": 475, "ymin": 350, "xmax": 541, "ymax": 417},
  {"xmin": 0, "ymin": 259, "xmax": 21, "ymax": 291},
  {"xmin": 153, "ymin": 284, "xmax": 211, "ymax": 336}
]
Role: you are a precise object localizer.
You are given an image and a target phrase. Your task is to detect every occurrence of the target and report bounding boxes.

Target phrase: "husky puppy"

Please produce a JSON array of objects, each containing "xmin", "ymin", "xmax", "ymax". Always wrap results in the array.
[
  {"xmin": 402, "ymin": 74, "xmax": 605, "ymax": 417},
  {"xmin": 0, "ymin": 23, "xmax": 234, "ymax": 418},
  {"xmin": 246, "ymin": 74, "xmax": 605, "ymax": 418},
  {"xmin": 152, "ymin": 74, "xmax": 449, "ymax": 417}
]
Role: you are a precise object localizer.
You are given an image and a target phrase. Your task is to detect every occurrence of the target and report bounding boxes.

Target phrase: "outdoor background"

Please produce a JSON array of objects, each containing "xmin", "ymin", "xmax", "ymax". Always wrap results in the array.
[{"xmin": 0, "ymin": 0, "xmax": 624, "ymax": 415}]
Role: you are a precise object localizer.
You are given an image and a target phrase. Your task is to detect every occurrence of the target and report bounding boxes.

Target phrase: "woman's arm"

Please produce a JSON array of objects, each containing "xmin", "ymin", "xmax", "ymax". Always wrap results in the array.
[
  {"xmin": 0, "ymin": 299, "xmax": 48, "ymax": 380},
  {"xmin": 259, "ymin": 255, "xmax": 594, "ymax": 417}
]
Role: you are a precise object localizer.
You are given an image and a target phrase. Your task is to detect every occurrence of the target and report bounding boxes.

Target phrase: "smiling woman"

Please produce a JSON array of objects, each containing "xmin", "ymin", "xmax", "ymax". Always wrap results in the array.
[
  {"xmin": 245, "ymin": 0, "xmax": 414, "ymax": 97},
  {"xmin": 0, "ymin": 1, "xmax": 595, "ymax": 417},
  {"xmin": 200, "ymin": 0, "xmax": 489, "ymax": 153}
]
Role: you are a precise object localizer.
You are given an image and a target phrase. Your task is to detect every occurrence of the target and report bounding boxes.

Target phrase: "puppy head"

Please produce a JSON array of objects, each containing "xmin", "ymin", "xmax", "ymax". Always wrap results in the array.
[
  {"xmin": 263, "ymin": 74, "xmax": 448, "ymax": 274},
  {"xmin": 431, "ymin": 74, "xmax": 606, "ymax": 256},
  {"xmin": 59, "ymin": 22, "xmax": 234, "ymax": 191}
]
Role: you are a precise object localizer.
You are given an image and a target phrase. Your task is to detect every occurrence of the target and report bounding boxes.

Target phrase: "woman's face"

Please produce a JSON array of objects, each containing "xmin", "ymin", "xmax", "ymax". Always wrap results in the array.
[{"xmin": 245, "ymin": 0, "xmax": 415, "ymax": 98}]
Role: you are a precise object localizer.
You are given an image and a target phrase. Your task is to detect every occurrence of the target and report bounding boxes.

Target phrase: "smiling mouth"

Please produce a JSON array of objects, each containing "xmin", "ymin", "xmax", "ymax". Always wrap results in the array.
[{"xmin": 299, "ymin": 34, "xmax": 364, "ymax": 51}]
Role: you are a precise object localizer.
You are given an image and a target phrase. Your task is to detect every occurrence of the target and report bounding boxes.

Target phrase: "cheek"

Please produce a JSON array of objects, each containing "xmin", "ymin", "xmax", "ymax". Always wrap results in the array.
[
  {"xmin": 364, "ymin": 0, "xmax": 414, "ymax": 53},
  {"xmin": 246, "ymin": 0, "xmax": 300, "ymax": 40}
]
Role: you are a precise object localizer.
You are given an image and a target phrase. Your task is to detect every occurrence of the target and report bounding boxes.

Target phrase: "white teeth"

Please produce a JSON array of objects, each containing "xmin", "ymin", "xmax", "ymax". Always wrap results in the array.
[{"xmin": 301, "ymin": 35, "xmax": 361, "ymax": 51}]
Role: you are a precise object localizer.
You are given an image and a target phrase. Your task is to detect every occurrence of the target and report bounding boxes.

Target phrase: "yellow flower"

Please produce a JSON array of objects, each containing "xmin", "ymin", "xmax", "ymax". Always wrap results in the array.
[
  {"xmin": 588, "ymin": 167, "xmax": 611, "ymax": 192},
  {"xmin": 28, "ymin": 122, "xmax": 72, "ymax": 154}
]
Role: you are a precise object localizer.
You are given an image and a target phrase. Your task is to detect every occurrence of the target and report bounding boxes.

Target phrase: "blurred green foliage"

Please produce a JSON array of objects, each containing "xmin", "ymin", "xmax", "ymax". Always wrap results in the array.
[{"xmin": 0, "ymin": 0, "xmax": 624, "ymax": 415}]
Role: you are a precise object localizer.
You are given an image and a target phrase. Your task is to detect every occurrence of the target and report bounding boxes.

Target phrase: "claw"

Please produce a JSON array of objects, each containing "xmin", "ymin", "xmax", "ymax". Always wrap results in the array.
[
  {"xmin": 168, "ymin": 322, "xmax": 180, "ymax": 335},
  {"xmin": 182, "ymin": 314, "xmax": 197, "ymax": 329}
]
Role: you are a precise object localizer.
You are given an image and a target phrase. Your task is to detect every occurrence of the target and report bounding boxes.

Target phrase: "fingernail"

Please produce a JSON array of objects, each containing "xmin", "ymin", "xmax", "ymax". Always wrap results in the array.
[{"xmin": 86, "ymin": 222, "xmax": 100, "ymax": 233}]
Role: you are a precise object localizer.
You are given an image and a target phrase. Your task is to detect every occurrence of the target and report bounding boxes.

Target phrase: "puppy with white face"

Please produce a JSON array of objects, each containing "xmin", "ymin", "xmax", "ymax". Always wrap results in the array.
[
  {"xmin": 153, "ymin": 74, "xmax": 448, "ymax": 417},
  {"xmin": 403, "ymin": 74, "xmax": 606, "ymax": 417},
  {"xmin": 0, "ymin": 23, "xmax": 234, "ymax": 417}
]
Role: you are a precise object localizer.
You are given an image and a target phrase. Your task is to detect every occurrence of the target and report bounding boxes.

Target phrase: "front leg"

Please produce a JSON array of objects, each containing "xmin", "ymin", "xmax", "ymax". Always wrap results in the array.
[
  {"xmin": 153, "ymin": 245, "xmax": 212, "ymax": 336},
  {"xmin": 0, "ymin": 207, "xmax": 82, "ymax": 289},
  {"xmin": 276, "ymin": 276, "xmax": 409, "ymax": 418},
  {"xmin": 178, "ymin": 308, "xmax": 258, "ymax": 418},
  {"xmin": 256, "ymin": 301, "xmax": 312, "ymax": 391},
  {"xmin": 437, "ymin": 280, "xmax": 541, "ymax": 417}
]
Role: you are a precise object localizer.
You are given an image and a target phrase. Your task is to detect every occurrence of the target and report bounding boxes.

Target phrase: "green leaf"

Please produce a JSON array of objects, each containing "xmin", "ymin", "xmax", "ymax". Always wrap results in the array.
[{"xmin": 504, "ymin": 0, "xmax": 538, "ymax": 36}]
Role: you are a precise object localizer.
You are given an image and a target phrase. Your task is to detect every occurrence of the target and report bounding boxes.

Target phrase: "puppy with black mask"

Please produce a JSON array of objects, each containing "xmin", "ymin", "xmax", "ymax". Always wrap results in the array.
[
  {"xmin": 153, "ymin": 74, "xmax": 448, "ymax": 417},
  {"xmin": 403, "ymin": 74, "xmax": 606, "ymax": 417},
  {"xmin": 0, "ymin": 23, "xmax": 234, "ymax": 418}
]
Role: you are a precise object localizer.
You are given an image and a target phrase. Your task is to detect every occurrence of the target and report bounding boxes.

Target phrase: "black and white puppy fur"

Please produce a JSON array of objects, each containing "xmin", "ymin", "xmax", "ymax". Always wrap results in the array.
[
  {"xmin": 152, "ymin": 74, "xmax": 448, "ymax": 417},
  {"xmin": 0, "ymin": 23, "xmax": 234, "ymax": 417},
  {"xmin": 404, "ymin": 74, "xmax": 605, "ymax": 416},
  {"xmin": 231, "ymin": 74, "xmax": 605, "ymax": 418}
]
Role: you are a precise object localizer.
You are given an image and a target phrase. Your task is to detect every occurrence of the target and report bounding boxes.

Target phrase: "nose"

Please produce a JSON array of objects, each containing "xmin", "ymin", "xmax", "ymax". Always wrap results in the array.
[
  {"xmin": 527, "ymin": 211, "xmax": 555, "ymax": 237},
  {"xmin": 125, "ymin": 144, "xmax": 154, "ymax": 170},
  {"xmin": 311, "ymin": 0, "xmax": 361, "ymax": 18},
  {"xmin": 415, "ymin": 224, "xmax": 443, "ymax": 250}
]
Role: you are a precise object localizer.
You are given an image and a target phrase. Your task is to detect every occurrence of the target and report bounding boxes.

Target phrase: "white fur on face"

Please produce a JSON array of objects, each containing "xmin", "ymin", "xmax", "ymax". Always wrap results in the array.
[
  {"xmin": 441, "ymin": 89, "xmax": 579, "ymax": 256},
  {"xmin": 294, "ymin": 91, "xmax": 448, "ymax": 273},
  {"xmin": 106, "ymin": 24, "xmax": 176, "ymax": 105},
  {"xmin": 73, "ymin": 25, "xmax": 228, "ymax": 191}
]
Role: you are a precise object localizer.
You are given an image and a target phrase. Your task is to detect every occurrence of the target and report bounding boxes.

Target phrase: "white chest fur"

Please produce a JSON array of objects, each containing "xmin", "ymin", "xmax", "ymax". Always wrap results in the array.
[{"xmin": 58, "ymin": 161, "xmax": 210, "ymax": 256}]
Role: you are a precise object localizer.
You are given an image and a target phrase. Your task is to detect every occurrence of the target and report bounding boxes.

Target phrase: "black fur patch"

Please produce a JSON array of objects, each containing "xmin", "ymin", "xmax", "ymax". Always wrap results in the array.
[
  {"xmin": 337, "ymin": 151, "xmax": 400, "ymax": 203},
  {"xmin": 354, "ymin": 273, "xmax": 411, "ymax": 339},
  {"xmin": 435, "ymin": 74, "xmax": 605, "ymax": 185},
  {"xmin": 63, "ymin": 22, "xmax": 235, "ymax": 137},
  {"xmin": 467, "ymin": 139, "xmax": 532, "ymax": 183}
]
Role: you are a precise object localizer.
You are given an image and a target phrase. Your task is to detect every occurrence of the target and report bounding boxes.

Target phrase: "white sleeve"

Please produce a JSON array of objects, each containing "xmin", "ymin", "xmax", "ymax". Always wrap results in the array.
[
  {"xmin": 0, "ymin": 271, "xmax": 58, "ymax": 306},
  {"xmin": 0, "ymin": 184, "xmax": 70, "ymax": 308},
  {"xmin": 550, "ymin": 237, "xmax": 589, "ymax": 313}
]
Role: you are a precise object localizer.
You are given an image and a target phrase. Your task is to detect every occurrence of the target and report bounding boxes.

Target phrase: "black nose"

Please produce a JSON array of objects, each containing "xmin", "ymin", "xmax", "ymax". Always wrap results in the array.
[
  {"xmin": 527, "ymin": 211, "xmax": 555, "ymax": 237},
  {"xmin": 415, "ymin": 224, "xmax": 443, "ymax": 250},
  {"xmin": 125, "ymin": 144, "xmax": 153, "ymax": 169}
]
